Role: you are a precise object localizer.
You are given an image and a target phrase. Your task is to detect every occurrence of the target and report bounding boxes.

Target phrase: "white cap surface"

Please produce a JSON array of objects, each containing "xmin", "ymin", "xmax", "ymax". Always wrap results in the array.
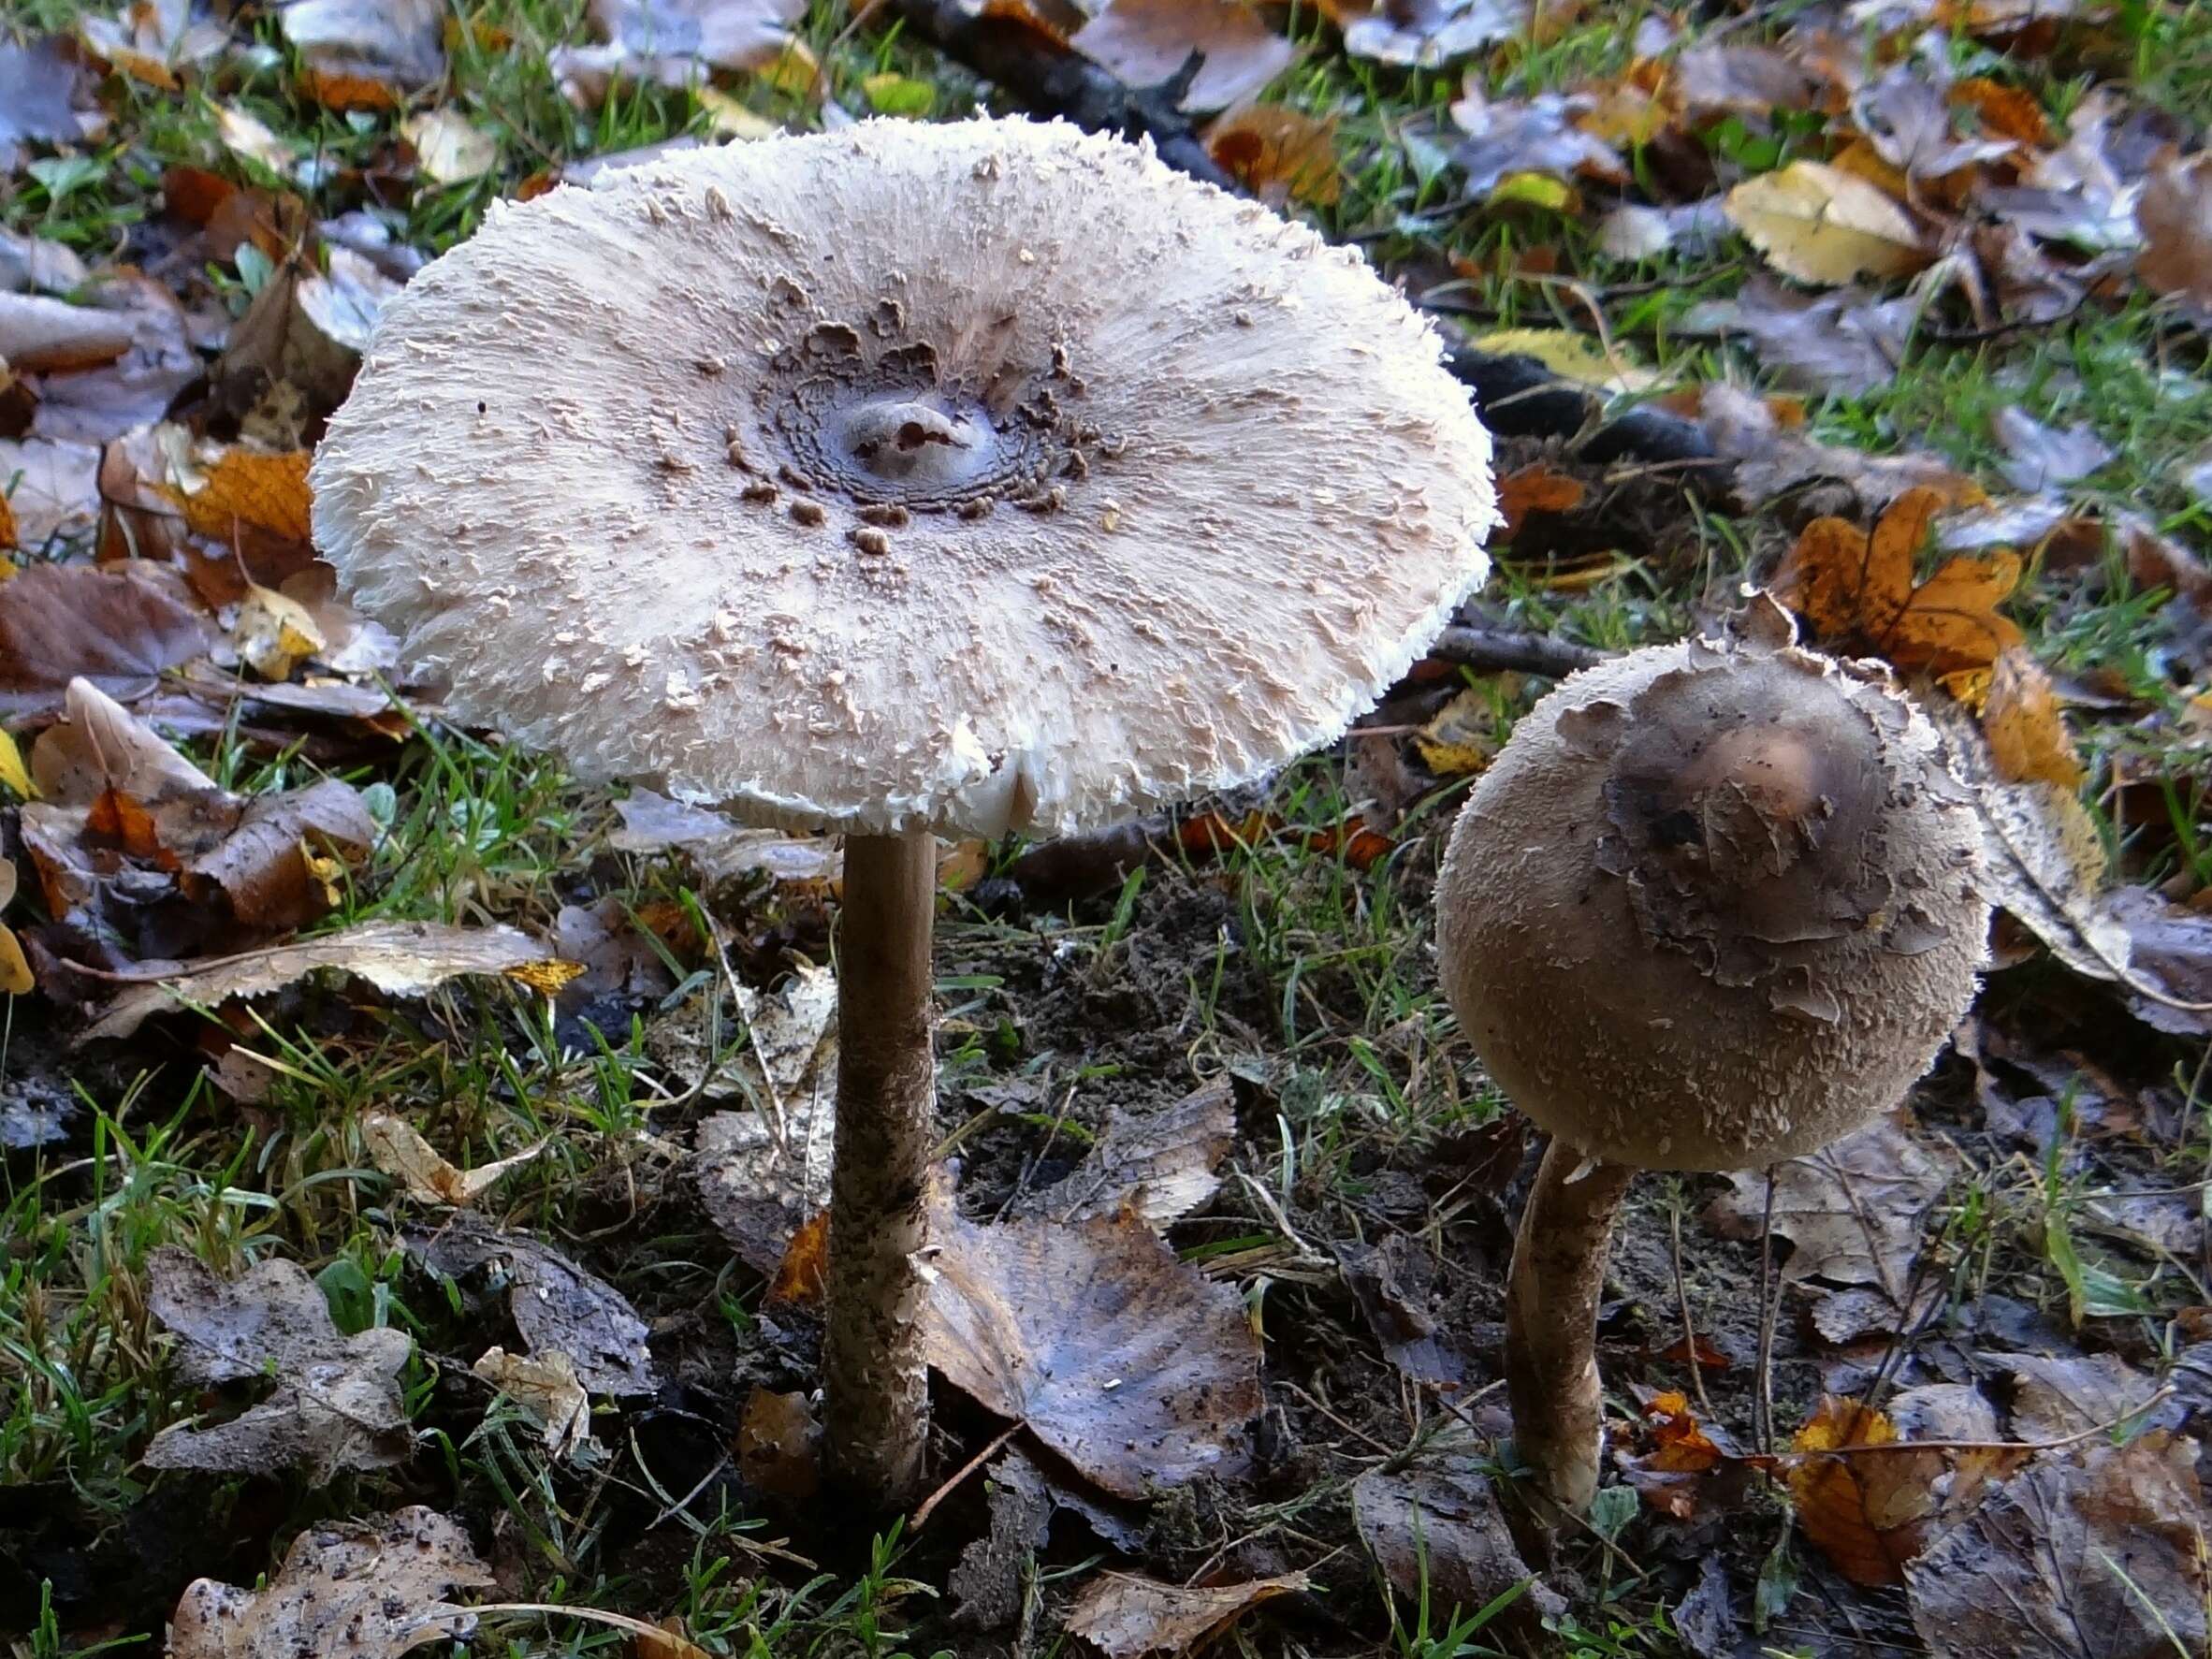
[{"xmin": 311, "ymin": 117, "xmax": 1496, "ymax": 836}]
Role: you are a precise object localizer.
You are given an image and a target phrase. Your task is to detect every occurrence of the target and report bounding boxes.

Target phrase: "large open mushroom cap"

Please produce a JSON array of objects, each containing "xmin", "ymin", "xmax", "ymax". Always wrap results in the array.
[
  {"xmin": 310, "ymin": 117, "xmax": 1496, "ymax": 837},
  {"xmin": 1436, "ymin": 604, "xmax": 1988, "ymax": 1171}
]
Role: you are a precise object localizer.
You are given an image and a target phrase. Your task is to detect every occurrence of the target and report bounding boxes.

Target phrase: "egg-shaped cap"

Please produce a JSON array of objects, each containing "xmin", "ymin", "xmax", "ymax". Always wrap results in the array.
[{"xmin": 310, "ymin": 117, "xmax": 1496, "ymax": 837}]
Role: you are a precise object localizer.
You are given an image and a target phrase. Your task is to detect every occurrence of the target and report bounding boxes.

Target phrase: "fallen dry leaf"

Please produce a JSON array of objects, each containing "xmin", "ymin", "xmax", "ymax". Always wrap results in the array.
[
  {"xmin": 1708, "ymin": 1114, "xmax": 1957, "ymax": 1304},
  {"xmin": 1681, "ymin": 277, "xmax": 1914, "ymax": 398},
  {"xmin": 0, "ymin": 38, "xmax": 95, "ymax": 168},
  {"xmin": 281, "ymin": 0, "xmax": 445, "ymax": 102},
  {"xmin": 1064, "ymin": 1570, "xmax": 1307, "ymax": 1658},
  {"xmin": 738, "ymin": 1386, "xmax": 822, "ymax": 1500},
  {"xmin": 81, "ymin": 919, "xmax": 554, "ymax": 1041},
  {"xmin": 1852, "ymin": 61, "xmax": 2018, "ymax": 181},
  {"xmin": 0, "ymin": 437, "xmax": 100, "ymax": 546},
  {"xmin": 402, "ymin": 109, "xmax": 502, "ymax": 184},
  {"xmin": 1904, "ymin": 1432, "xmax": 2208, "ymax": 1658},
  {"xmin": 231, "ymin": 584, "xmax": 327, "ymax": 680},
  {"xmin": 1980, "ymin": 648, "xmax": 2083, "ymax": 791},
  {"xmin": 168, "ymin": 1507, "xmax": 492, "ymax": 1659},
  {"xmin": 924, "ymin": 1205, "xmax": 1262, "ymax": 1498},
  {"xmin": 612, "ymin": 788, "xmax": 837, "ymax": 881},
  {"xmin": 2136, "ymin": 153, "xmax": 2212, "ymax": 314},
  {"xmin": 1993, "ymin": 1350, "xmax": 2169, "ymax": 1442},
  {"xmin": 406, "ymin": 1213, "xmax": 659, "ymax": 1396},
  {"xmin": 1205, "ymin": 105, "xmax": 1341, "ymax": 207},
  {"xmin": 1352, "ymin": 1453, "xmax": 1564, "ymax": 1630},
  {"xmin": 1009, "ymin": 1075, "xmax": 1235, "ymax": 1228},
  {"xmin": 0, "ymin": 561, "xmax": 217, "ymax": 716},
  {"xmin": 1772, "ymin": 487, "xmax": 2026, "ymax": 674},
  {"xmin": 473, "ymin": 1346, "xmax": 592, "ymax": 1458},
  {"xmin": 549, "ymin": 0, "xmax": 808, "ymax": 104},
  {"xmin": 144, "ymin": 1245, "xmax": 413, "ymax": 1482},
  {"xmin": 1669, "ymin": 43, "xmax": 1822, "ymax": 117},
  {"xmin": 692, "ymin": 965, "xmax": 838, "ymax": 1273},
  {"xmin": 364, "ymin": 1112, "xmax": 548, "ymax": 1207},
  {"xmin": 1336, "ymin": 0, "xmax": 1525, "ymax": 65},
  {"xmin": 1695, "ymin": 384, "xmax": 1981, "ymax": 511},
  {"xmin": 1071, "ymin": 0, "xmax": 1293, "ymax": 112},
  {"xmin": 1726, "ymin": 161, "xmax": 1929, "ymax": 285},
  {"xmin": 1449, "ymin": 85, "xmax": 1625, "ymax": 193},
  {"xmin": 1991, "ymin": 406, "xmax": 2115, "ymax": 494},
  {"xmin": 76, "ymin": 0, "xmax": 228, "ymax": 90}
]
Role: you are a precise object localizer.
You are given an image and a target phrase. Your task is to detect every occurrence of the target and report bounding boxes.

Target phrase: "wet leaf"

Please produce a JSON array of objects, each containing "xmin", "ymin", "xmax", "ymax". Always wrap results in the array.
[
  {"xmin": 406, "ymin": 1213, "xmax": 659, "ymax": 1396},
  {"xmin": 0, "ymin": 562, "xmax": 217, "ymax": 716},
  {"xmin": 214, "ymin": 104, "xmax": 298, "ymax": 173},
  {"xmin": 1725, "ymin": 161, "xmax": 1929, "ymax": 285},
  {"xmin": 1772, "ymin": 488, "xmax": 2026, "ymax": 674},
  {"xmin": 81, "ymin": 919, "xmax": 554, "ymax": 1041},
  {"xmin": 1064, "ymin": 1570, "xmax": 1307, "ymax": 1658},
  {"xmin": 2136, "ymin": 154, "xmax": 2212, "ymax": 314},
  {"xmin": 167, "ymin": 1507, "xmax": 492, "ymax": 1659},
  {"xmin": 737, "ymin": 1386, "xmax": 821, "ymax": 1500},
  {"xmin": 1708, "ymin": 1114, "xmax": 1958, "ymax": 1303},
  {"xmin": 924, "ymin": 1206, "xmax": 1263, "ymax": 1497},
  {"xmin": 1980, "ymin": 648, "xmax": 2083, "ymax": 791},
  {"xmin": 473, "ymin": 1346, "xmax": 592, "ymax": 1458},
  {"xmin": 1904, "ymin": 1432, "xmax": 2209, "ymax": 1658},
  {"xmin": 1205, "ymin": 106, "xmax": 1341, "ymax": 207},
  {"xmin": 363, "ymin": 1112, "xmax": 548, "ymax": 1207},
  {"xmin": 402, "ymin": 109, "xmax": 502, "ymax": 183},
  {"xmin": 1352, "ymin": 1453, "xmax": 1564, "ymax": 1631},
  {"xmin": 1010, "ymin": 1075, "xmax": 1236, "ymax": 1228},
  {"xmin": 1993, "ymin": 1351, "xmax": 2167, "ymax": 1442},
  {"xmin": 951, "ymin": 1449, "xmax": 1055, "ymax": 1630},
  {"xmin": 143, "ymin": 1245, "xmax": 413, "ymax": 1481},
  {"xmin": 1071, "ymin": 0, "xmax": 1294, "ymax": 112}
]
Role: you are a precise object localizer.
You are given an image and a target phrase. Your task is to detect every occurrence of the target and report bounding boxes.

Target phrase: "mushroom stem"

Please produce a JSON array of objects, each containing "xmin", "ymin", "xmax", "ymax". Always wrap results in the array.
[
  {"xmin": 1504, "ymin": 1139, "xmax": 1637, "ymax": 1514},
  {"xmin": 823, "ymin": 828, "xmax": 937, "ymax": 1504}
]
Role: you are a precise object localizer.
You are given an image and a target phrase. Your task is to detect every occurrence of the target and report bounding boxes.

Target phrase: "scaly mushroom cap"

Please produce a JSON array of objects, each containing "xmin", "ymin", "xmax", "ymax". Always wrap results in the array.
[
  {"xmin": 310, "ymin": 117, "xmax": 1496, "ymax": 837},
  {"xmin": 1436, "ymin": 604, "xmax": 1987, "ymax": 1171}
]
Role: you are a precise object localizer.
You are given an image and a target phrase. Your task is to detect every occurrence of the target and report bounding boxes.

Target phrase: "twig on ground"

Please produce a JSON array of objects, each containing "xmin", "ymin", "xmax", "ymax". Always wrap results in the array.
[{"xmin": 1424, "ymin": 625, "xmax": 1607, "ymax": 679}]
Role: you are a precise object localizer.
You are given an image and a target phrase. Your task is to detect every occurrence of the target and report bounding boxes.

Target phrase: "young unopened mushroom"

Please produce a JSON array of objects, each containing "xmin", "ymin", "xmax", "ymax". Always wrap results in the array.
[
  {"xmin": 310, "ymin": 117, "xmax": 1497, "ymax": 1504},
  {"xmin": 1435, "ymin": 601, "xmax": 1987, "ymax": 1513}
]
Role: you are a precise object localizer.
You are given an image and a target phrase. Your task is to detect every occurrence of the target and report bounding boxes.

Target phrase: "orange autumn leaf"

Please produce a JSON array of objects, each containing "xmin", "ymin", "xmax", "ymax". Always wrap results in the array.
[
  {"xmin": 297, "ymin": 64, "xmax": 405, "ymax": 110},
  {"xmin": 1496, "ymin": 462, "xmax": 1586, "ymax": 540},
  {"xmin": 505, "ymin": 958, "xmax": 587, "ymax": 995},
  {"xmin": 1789, "ymin": 1397, "xmax": 1915, "ymax": 1587},
  {"xmin": 167, "ymin": 450, "xmax": 314, "ymax": 548},
  {"xmin": 1981, "ymin": 648, "xmax": 2083, "ymax": 790},
  {"xmin": 1206, "ymin": 106, "xmax": 1342, "ymax": 207},
  {"xmin": 766, "ymin": 1210, "xmax": 828, "ymax": 1307},
  {"xmin": 1773, "ymin": 487, "xmax": 2025, "ymax": 675},
  {"xmin": 0, "ymin": 490, "xmax": 14, "ymax": 552},
  {"xmin": 1640, "ymin": 1390, "xmax": 1726, "ymax": 1473},
  {"xmin": 1950, "ymin": 77, "xmax": 2049, "ymax": 146}
]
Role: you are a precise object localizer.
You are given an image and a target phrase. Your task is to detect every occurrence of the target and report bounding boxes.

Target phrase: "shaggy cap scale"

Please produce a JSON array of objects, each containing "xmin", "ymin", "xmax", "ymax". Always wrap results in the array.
[
  {"xmin": 310, "ymin": 117, "xmax": 1496, "ymax": 837},
  {"xmin": 1436, "ymin": 603, "xmax": 1988, "ymax": 1171}
]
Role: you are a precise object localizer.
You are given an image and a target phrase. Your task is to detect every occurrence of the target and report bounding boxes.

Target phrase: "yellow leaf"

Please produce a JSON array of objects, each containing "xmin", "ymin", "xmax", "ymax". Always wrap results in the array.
[
  {"xmin": 401, "ymin": 109, "xmax": 501, "ymax": 184},
  {"xmin": 1725, "ymin": 161, "xmax": 1928, "ymax": 284},
  {"xmin": 1981, "ymin": 648, "xmax": 2083, "ymax": 789},
  {"xmin": 506, "ymin": 958, "xmax": 586, "ymax": 995},
  {"xmin": 0, "ymin": 728, "xmax": 34, "ymax": 799},
  {"xmin": 1476, "ymin": 328, "xmax": 1656, "ymax": 393},
  {"xmin": 0, "ymin": 924, "xmax": 30, "ymax": 996},
  {"xmin": 168, "ymin": 447, "xmax": 313, "ymax": 546},
  {"xmin": 759, "ymin": 38, "xmax": 821, "ymax": 98},
  {"xmin": 215, "ymin": 103, "xmax": 296, "ymax": 172},
  {"xmin": 696, "ymin": 88, "xmax": 779, "ymax": 139},
  {"xmin": 1414, "ymin": 687, "xmax": 1504, "ymax": 778},
  {"xmin": 232, "ymin": 584, "xmax": 327, "ymax": 681},
  {"xmin": 1205, "ymin": 106, "xmax": 1341, "ymax": 207},
  {"xmin": 1489, "ymin": 170, "xmax": 1580, "ymax": 212}
]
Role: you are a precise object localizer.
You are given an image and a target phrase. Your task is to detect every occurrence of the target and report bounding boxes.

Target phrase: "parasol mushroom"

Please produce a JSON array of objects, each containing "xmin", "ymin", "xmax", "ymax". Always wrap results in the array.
[
  {"xmin": 1434, "ymin": 601, "xmax": 1987, "ymax": 1513},
  {"xmin": 311, "ymin": 116, "xmax": 1497, "ymax": 1504}
]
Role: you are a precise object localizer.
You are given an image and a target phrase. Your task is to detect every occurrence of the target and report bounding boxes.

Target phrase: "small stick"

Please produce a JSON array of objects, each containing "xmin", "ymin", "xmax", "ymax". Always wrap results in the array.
[
  {"xmin": 1424, "ymin": 625, "xmax": 1608, "ymax": 680},
  {"xmin": 1667, "ymin": 1187, "xmax": 1715, "ymax": 1419},
  {"xmin": 1754, "ymin": 1168, "xmax": 1779, "ymax": 1457},
  {"xmin": 909, "ymin": 1419, "xmax": 1023, "ymax": 1533}
]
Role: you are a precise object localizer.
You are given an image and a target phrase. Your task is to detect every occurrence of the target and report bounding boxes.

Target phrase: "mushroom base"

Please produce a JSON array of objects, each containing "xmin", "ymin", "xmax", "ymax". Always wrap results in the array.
[
  {"xmin": 822, "ymin": 829, "xmax": 938, "ymax": 1505},
  {"xmin": 1505, "ymin": 1138, "xmax": 1636, "ymax": 1515}
]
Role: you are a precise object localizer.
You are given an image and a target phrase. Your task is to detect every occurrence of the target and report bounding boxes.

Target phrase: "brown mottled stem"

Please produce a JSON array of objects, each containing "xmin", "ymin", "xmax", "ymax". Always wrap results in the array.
[
  {"xmin": 1505, "ymin": 1138, "xmax": 1637, "ymax": 1514},
  {"xmin": 823, "ymin": 829, "xmax": 937, "ymax": 1505}
]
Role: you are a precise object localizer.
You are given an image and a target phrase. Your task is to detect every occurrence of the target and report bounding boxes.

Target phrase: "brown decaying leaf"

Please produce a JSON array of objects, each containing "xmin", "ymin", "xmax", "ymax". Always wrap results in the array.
[
  {"xmin": 2136, "ymin": 154, "xmax": 2212, "ymax": 313},
  {"xmin": 405, "ymin": 1213, "xmax": 659, "ymax": 1396},
  {"xmin": 473, "ymin": 1346, "xmax": 592, "ymax": 1458},
  {"xmin": 1708, "ymin": 1114, "xmax": 1957, "ymax": 1303},
  {"xmin": 548, "ymin": 0, "xmax": 808, "ymax": 105},
  {"xmin": 1009, "ymin": 1074, "xmax": 1236, "ymax": 1228},
  {"xmin": 281, "ymin": 0, "xmax": 446, "ymax": 101},
  {"xmin": 1668, "ymin": 43, "xmax": 1821, "ymax": 116},
  {"xmin": 363, "ymin": 1112, "xmax": 548, "ymax": 1207},
  {"xmin": 611, "ymin": 788, "xmax": 838, "ymax": 882},
  {"xmin": 1335, "ymin": 0, "xmax": 1527, "ymax": 66},
  {"xmin": 765, "ymin": 1209, "xmax": 828, "ymax": 1305},
  {"xmin": 1979, "ymin": 648, "xmax": 2083, "ymax": 790},
  {"xmin": 1063, "ymin": 1570, "xmax": 1308, "ymax": 1659},
  {"xmin": 1904, "ymin": 1432, "xmax": 2209, "ymax": 1658},
  {"xmin": 0, "ymin": 38, "xmax": 94, "ymax": 166},
  {"xmin": 738, "ymin": 1387, "xmax": 822, "ymax": 1501},
  {"xmin": 1680, "ymin": 277, "xmax": 1914, "ymax": 398},
  {"xmin": 1351, "ymin": 1454, "xmax": 1564, "ymax": 1631},
  {"xmin": 167, "ymin": 1507, "xmax": 493, "ymax": 1659},
  {"xmin": 1205, "ymin": 106, "xmax": 1341, "ymax": 207},
  {"xmin": 923, "ymin": 1206, "xmax": 1263, "ymax": 1498},
  {"xmin": 80, "ymin": 919, "xmax": 554, "ymax": 1041},
  {"xmin": 1494, "ymin": 461, "xmax": 1586, "ymax": 539},
  {"xmin": 143, "ymin": 1245, "xmax": 414, "ymax": 1482},
  {"xmin": 1449, "ymin": 85, "xmax": 1625, "ymax": 193},
  {"xmin": 1695, "ymin": 385, "xmax": 1982, "ymax": 512},
  {"xmin": 1070, "ymin": 0, "xmax": 1294, "ymax": 112},
  {"xmin": 1993, "ymin": 1350, "xmax": 2169, "ymax": 1442},
  {"xmin": 1772, "ymin": 487, "xmax": 2026, "ymax": 675},
  {"xmin": 1787, "ymin": 1390, "xmax": 2023, "ymax": 1588},
  {"xmin": 0, "ymin": 437, "xmax": 101, "ymax": 546},
  {"xmin": 0, "ymin": 561, "xmax": 216, "ymax": 715},
  {"xmin": 1990, "ymin": 406, "xmax": 2114, "ymax": 494}
]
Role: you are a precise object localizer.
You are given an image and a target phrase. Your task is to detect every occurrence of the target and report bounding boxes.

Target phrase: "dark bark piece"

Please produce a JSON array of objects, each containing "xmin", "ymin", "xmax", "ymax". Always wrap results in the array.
[
  {"xmin": 822, "ymin": 829, "xmax": 938, "ymax": 1505},
  {"xmin": 1504, "ymin": 1141, "xmax": 1636, "ymax": 1512}
]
